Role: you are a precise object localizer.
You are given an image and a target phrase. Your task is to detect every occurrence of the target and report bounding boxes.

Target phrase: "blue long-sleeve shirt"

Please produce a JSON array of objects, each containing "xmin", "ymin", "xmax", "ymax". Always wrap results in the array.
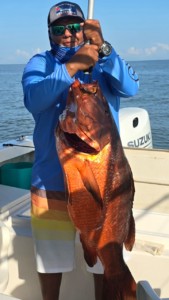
[{"xmin": 22, "ymin": 48, "xmax": 139, "ymax": 191}]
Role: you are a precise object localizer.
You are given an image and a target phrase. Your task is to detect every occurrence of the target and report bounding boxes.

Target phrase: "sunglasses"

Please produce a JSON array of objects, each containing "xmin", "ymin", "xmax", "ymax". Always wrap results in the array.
[{"xmin": 51, "ymin": 23, "xmax": 82, "ymax": 36}]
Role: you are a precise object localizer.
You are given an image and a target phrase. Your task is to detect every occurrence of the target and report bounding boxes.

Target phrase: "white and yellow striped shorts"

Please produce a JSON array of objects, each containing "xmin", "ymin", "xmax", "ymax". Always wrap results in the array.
[{"xmin": 31, "ymin": 186, "xmax": 104, "ymax": 274}]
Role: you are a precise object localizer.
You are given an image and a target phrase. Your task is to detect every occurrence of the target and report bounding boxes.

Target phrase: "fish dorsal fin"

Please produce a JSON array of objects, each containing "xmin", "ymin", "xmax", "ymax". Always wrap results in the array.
[{"xmin": 76, "ymin": 159, "xmax": 103, "ymax": 208}]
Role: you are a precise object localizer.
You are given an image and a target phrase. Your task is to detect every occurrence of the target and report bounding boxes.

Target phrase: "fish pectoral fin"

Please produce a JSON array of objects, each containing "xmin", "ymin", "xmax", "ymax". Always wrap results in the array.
[
  {"xmin": 80, "ymin": 234, "xmax": 97, "ymax": 267},
  {"xmin": 76, "ymin": 160, "xmax": 103, "ymax": 208}
]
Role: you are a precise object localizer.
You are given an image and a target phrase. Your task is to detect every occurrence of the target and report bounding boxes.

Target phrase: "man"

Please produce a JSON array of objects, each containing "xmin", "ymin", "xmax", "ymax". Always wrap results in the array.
[{"xmin": 22, "ymin": 1, "xmax": 139, "ymax": 299}]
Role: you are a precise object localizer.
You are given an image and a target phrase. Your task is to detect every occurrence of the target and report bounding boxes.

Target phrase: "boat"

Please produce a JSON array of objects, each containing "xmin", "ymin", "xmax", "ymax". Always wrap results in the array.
[{"xmin": 0, "ymin": 107, "xmax": 169, "ymax": 300}]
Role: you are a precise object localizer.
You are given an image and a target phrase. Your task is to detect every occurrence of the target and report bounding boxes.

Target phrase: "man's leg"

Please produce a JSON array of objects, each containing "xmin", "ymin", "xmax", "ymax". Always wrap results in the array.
[
  {"xmin": 38, "ymin": 273, "xmax": 62, "ymax": 300},
  {"xmin": 93, "ymin": 274, "xmax": 104, "ymax": 300},
  {"xmin": 86, "ymin": 255, "xmax": 104, "ymax": 300}
]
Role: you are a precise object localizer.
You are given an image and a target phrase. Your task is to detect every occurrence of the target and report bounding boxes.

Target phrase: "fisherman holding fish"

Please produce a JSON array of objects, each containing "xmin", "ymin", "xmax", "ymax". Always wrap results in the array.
[{"xmin": 22, "ymin": 1, "xmax": 139, "ymax": 300}]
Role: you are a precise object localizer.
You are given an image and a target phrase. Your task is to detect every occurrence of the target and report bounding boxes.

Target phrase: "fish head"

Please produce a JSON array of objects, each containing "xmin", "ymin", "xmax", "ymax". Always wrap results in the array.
[{"xmin": 59, "ymin": 80, "xmax": 112, "ymax": 153}]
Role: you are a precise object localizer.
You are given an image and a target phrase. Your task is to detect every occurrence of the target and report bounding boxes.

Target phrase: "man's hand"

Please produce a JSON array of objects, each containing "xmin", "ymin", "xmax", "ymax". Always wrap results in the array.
[
  {"xmin": 83, "ymin": 19, "xmax": 104, "ymax": 49},
  {"xmin": 66, "ymin": 43, "xmax": 99, "ymax": 77},
  {"xmin": 66, "ymin": 19, "xmax": 104, "ymax": 77}
]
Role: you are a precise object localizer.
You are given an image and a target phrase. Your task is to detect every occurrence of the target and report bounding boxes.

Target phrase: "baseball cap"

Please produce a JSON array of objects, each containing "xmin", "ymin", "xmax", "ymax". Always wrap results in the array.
[{"xmin": 48, "ymin": 1, "xmax": 85, "ymax": 26}]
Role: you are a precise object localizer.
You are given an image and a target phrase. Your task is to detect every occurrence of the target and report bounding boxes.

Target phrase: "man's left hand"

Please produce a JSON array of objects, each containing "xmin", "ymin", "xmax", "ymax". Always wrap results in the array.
[{"xmin": 82, "ymin": 20, "xmax": 104, "ymax": 49}]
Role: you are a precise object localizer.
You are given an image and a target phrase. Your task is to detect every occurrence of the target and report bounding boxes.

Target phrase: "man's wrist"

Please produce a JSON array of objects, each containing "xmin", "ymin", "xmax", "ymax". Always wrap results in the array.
[
  {"xmin": 99, "ymin": 41, "xmax": 112, "ymax": 58},
  {"xmin": 66, "ymin": 61, "xmax": 78, "ymax": 78}
]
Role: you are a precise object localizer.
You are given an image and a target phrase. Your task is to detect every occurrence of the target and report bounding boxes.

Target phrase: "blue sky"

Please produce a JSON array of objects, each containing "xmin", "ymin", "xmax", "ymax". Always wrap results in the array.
[{"xmin": 0, "ymin": 0, "xmax": 169, "ymax": 64}]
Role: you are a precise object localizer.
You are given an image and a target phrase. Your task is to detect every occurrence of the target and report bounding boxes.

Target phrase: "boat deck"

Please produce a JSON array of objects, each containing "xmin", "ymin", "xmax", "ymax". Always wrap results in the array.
[{"xmin": 0, "ymin": 143, "xmax": 169, "ymax": 299}]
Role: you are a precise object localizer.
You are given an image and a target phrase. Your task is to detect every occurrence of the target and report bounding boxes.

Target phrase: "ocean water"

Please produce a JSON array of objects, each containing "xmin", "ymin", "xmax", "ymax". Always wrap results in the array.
[
  {"xmin": 121, "ymin": 60, "xmax": 169, "ymax": 150},
  {"xmin": 0, "ymin": 60, "xmax": 169, "ymax": 150}
]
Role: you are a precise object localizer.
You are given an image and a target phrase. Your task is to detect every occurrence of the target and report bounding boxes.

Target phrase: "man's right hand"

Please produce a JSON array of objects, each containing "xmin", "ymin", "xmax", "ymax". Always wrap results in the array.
[{"xmin": 66, "ymin": 44, "xmax": 99, "ymax": 77}]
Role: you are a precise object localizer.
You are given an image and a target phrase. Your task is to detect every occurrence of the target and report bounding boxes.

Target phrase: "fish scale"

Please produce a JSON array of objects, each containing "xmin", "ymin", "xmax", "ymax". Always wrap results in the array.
[{"xmin": 56, "ymin": 79, "xmax": 136, "ymax": 300}]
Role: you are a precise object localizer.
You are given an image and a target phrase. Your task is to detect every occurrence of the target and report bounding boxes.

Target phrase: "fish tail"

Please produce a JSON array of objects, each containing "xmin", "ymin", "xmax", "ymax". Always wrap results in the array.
[{"xmin": 103, "ymin": 265, "xmax": 136, "ymax": 300}]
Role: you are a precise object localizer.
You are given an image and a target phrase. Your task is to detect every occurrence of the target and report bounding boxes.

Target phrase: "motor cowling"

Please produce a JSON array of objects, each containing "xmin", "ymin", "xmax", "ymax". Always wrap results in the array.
[{"xmin": 119, "ymin": 107, "xmax": 153, "ymax": 149}]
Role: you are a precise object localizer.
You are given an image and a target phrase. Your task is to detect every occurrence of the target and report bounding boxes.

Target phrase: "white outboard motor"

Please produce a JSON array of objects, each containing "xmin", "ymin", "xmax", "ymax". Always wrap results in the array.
[{"xmin": 119, "ymin": 107, "xmax": 153, "ymax": 149}]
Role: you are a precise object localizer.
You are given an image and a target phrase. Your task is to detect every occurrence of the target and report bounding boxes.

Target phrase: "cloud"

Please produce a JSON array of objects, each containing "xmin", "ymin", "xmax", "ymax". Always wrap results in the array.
[
  {"xmin": 145, "ymin": 46, "xmax": 157, "ymax": 55},
  {"xmin": 16, "ymin": 48, "xmax": 41, "ymax": 59},
  {"xmin": 127, "ymin": 43, "xmax": 169, "ymax": 58},
  {"xmin": 145, "ymin": 43, "xmax": 169, "ymax": 56},
  {"xmin": 157, "ymin": 43, "xmax": 169, "ymax": 51},
  {"xmin": 16, "ymin": 49, "xmax": 30, "ymax": 59},
  {"xmin": 127, "ymin": 47, "xmax": 141, "ymax": 55}
]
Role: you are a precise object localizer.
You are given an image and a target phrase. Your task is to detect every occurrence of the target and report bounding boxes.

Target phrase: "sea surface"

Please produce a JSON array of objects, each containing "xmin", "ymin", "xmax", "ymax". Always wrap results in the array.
[{"xmin": 0, "ymin": 60, "xmax": 169, "ymax": 150}]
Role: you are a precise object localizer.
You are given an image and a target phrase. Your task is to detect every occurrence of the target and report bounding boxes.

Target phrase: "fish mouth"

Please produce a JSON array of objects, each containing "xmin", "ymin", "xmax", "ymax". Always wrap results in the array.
[{"xmin": 64, "ymin": 132, "xmax": 99, "ymax": 154}]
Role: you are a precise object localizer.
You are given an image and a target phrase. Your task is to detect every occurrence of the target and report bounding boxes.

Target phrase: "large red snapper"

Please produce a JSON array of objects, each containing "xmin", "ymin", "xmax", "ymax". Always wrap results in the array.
[{"xmin": 55, "ymin": 79, "xmax": 136, "ymax": 300}]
